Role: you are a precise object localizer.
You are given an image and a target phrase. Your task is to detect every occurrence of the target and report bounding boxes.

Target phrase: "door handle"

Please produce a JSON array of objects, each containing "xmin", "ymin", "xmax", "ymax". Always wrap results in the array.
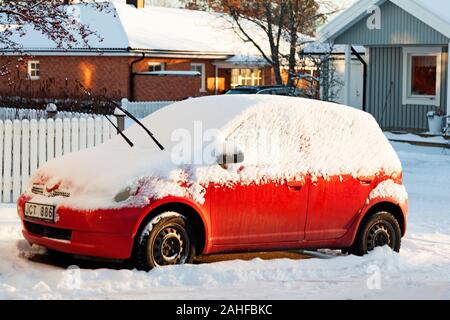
[
  {"xmin": 358, "ymin": 177, "xmax": 374, "ymax": 185},
  {"xmin": 287, "ymin": 181, "xmax": 303, "ymax": 191}
]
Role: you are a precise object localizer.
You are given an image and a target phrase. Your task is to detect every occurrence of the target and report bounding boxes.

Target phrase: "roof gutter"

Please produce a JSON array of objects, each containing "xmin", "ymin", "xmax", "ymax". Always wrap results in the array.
[{"xmin": 0, "ymin": 48, "xmax": 234, "ymax": 59}]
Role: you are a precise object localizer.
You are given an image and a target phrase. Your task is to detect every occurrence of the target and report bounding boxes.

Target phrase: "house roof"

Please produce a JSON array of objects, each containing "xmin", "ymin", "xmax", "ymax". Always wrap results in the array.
[
  {"xmin": 0, "ymin": 1, "xmax": 274, "ymax": 59},
  {"xmin": 317, "ymin": 0, "xmax": 450, "ymax": 43}
]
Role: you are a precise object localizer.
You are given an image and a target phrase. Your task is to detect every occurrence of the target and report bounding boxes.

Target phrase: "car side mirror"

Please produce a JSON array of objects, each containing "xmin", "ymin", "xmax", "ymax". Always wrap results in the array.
[{"xmin": 216, "ymin": 142, "xmax": 245, "ymax": 165}]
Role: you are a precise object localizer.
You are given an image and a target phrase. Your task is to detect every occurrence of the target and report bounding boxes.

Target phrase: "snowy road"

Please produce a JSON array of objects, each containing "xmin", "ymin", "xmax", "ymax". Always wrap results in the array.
[{"xmin": 0, "ymin": 142, "xmax": 449, "ymax": 299}]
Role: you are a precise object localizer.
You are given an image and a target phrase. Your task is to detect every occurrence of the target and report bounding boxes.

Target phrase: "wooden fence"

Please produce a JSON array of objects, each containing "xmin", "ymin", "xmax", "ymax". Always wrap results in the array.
[
  {"xmin": 0, "ymin": 116, "xmax": 117, "ymax": 203},
  {"xmin": 121, "ymin": 99, "xmax": 175, "ymax": 119}
]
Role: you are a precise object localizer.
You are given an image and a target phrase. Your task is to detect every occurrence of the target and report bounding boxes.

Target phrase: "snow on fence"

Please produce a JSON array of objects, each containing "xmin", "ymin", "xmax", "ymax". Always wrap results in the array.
[
  {"xmin": 121, "ymin": 99, "xmax": 175, "ymax": 119},
  {"xmin": 0, "ymin": 107, "xmax": 92, "ymax": 121},
  {"xmin": 0, "ymin": 116, "xmax": 117, "ymax": 203}
]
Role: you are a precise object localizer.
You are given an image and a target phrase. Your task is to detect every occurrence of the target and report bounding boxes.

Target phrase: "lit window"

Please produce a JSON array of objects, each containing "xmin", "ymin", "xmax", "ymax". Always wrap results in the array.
[
  {"xmin": 148, "ymin": 62, "xmax": 165, "ymax": 72},
  {"xmin": 191, "ymin": 63, "xmax": 206, "ymax": 92},
  {"xmin": 402, "ymin": 47, "xmax": 442, "ymax": 106},
  {"xmin": 231, "ymin": 69, "xmax": 263, "ymax": 88},
  {"xmin": 27, "ymin": 60, "xmax": 40, "ymax": 80}
]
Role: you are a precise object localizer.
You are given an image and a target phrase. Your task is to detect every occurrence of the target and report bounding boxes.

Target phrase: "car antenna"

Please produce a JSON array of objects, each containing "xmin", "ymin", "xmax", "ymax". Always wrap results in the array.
[
  {"xmin": 75, "ymin": 81, "xmax": 134, "ymax": 148},
  {"xmin": 76, "ymin": 81, "xmax": 165, "ymax": 150}
]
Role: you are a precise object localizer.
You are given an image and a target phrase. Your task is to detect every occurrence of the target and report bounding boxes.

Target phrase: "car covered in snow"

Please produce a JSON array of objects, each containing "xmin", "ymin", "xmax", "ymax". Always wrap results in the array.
[{"xmin": 17, "ymin": 95, "xmax": 408, "ymax": 270}]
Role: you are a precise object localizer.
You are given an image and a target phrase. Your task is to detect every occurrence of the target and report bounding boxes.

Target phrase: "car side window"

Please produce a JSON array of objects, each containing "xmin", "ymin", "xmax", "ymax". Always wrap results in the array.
[{"xmin": 226, "ymin": 109, "xmax": 304, "ymax": 167}]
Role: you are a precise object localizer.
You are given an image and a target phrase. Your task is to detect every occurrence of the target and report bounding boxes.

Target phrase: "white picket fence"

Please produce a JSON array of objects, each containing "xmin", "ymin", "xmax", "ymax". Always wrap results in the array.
[
  {"xmin": 0, "ymin": 116, "xmax": 117, "ymax": 203},
  {"xmin": 0, "ymin": 107, "xmax": 92, "ymax": 121},
  {"xmin": 122, "ymin": 99, "xmax": 175, "ymax": 119}
]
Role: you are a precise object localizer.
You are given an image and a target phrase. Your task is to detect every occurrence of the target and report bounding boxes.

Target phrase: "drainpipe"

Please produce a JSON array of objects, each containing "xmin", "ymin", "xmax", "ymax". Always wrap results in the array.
[
  {"xmin": 351, "ymin": 46, "xmax": 367, "ymax": 112},
  {"xmin": 129, "ymin": 51, "xmax": 146, "ymax": 101}
]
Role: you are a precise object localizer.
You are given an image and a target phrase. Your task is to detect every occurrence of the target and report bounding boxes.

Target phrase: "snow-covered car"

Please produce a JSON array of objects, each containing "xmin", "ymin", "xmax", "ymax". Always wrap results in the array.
[{"xmin": 17, "ymin": 95, "xmax": 408, "ymax": 270}]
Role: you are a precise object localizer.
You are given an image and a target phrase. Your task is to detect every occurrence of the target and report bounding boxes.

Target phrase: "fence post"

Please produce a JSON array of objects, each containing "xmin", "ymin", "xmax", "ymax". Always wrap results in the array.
[
  {"xmin": 46, "ymin": 103, "xmax": 58, "ymax": 119},
  {"xmin": 115, "ymin": 99, "xmax": 128, "ymax": 132},
  {"xmin": 21, "ymin": 120, "xmax": 30, "ymax": 193},
  {"xmin": 2, "ymin": 120, "xmax": 12, "ymax": 203},
  {"xmin": 12, "ymin": 120, "xmax": 21, "ymax": 200}
]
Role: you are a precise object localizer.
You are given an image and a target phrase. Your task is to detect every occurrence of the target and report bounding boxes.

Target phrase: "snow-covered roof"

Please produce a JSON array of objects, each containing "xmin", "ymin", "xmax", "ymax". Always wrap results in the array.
[
  {"xmin": 0, "ymin": 1, "xmax": 273, "ymax": 59},
  {"xmin": 317, "ymin": 0, "xmax": 450, "ymax": 42},
  {"xmin": 0, "ymin": 3, "xmax": 127, "ymax": 50}
]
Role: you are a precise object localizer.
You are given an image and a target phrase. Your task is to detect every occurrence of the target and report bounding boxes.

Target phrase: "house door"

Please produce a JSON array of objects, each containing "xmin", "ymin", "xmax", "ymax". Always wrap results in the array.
[{"xmin": 332, "ymin": 59, "xmax": 364, "ymax": 109}]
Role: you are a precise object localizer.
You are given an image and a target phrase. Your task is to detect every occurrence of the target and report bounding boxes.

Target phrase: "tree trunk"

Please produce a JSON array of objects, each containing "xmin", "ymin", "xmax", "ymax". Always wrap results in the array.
[{"xmin": 273, "ymin": 63, "xmax": 283, "ymax": 85}]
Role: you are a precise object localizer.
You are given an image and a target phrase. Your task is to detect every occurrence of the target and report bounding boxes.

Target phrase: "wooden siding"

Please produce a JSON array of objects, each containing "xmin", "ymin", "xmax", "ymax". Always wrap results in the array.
[
  {"xmin": 367, "ymin": 47, "xmax": 448, "ymax": 131},
  {"xmin": 335, "ymin": 1, "xmax": 450, "ymax": 46}
]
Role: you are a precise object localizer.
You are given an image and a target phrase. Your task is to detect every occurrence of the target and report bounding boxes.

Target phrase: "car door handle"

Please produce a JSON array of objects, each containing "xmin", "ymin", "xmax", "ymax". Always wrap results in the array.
[
  {"xmin": 287, "ymin": 181, "xmax": 303, "ymax": 190},
  {"xmin": 358, "ymin": 177, "xmax": 374, "ymax": 185}
]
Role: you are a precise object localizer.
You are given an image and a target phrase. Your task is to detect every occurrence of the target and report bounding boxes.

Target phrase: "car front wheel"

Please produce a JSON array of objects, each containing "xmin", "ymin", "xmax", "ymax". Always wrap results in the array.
[
  {"xmin": 350, "ymin": 211, "xmax": 401, "ymax": 256},
  {"xmin": 135, "ymin": 212, "xmax": 196, "ymax": 271}
]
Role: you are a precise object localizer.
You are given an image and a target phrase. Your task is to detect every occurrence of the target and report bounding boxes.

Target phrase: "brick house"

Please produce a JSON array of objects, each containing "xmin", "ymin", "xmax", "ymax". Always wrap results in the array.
[{"xmin": 0, "ymin": 0, "xmax": 276, "ymax": 103}]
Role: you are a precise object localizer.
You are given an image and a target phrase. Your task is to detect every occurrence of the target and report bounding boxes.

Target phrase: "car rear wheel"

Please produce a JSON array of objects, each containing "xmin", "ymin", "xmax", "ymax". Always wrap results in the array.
[
  {"xmin": 134, "ymin": 212, "xmax": 196, "ymax": 271},
  {"xmin": 350, "ymin": 211, "xmax": 401, "ymax": 256}
]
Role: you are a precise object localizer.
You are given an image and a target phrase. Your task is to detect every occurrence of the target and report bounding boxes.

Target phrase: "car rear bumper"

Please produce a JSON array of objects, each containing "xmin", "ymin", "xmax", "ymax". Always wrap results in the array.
[{"xmin": 17, "ymin": 195, "xmax": 144, "ymax": 260}]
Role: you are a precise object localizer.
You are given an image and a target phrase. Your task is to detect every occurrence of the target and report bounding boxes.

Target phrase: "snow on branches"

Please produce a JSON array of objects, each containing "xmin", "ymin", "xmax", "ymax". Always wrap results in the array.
[{"xmin": 0, "ymin": 0, "xmax": 113, "ymax": 49}]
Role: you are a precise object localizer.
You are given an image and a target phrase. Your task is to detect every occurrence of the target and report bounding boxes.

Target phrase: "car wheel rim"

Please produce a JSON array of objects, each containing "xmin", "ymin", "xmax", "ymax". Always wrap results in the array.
[
  {"xmin": 367, "ymin": 223, "xmax": 392, "ymax": 251},
  {"xmin": 153, "ymin": 226, "xmax": 187, "ymax": 266}
]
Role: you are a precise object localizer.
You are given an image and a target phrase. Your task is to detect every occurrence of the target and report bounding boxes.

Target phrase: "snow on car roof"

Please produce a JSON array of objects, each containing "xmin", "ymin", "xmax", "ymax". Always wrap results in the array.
[{"xmin": 29, "ymin": 95, "xmax": 402, "ymax": 210}]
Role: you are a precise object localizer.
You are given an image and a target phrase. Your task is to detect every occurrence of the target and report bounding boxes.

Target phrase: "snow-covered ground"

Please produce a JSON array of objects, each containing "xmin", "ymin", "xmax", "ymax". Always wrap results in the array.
[{"xmin": 0, "ymin": 142, "xmax": 449, "ymax": 300}]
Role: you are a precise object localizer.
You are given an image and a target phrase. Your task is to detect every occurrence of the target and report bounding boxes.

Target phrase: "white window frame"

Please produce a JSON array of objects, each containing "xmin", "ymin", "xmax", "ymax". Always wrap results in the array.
[
  {"xmin": 148, "ymin": 62, "xmax": 165, "ymax": 72},
  {"xmin": 230, "ymin": 68, "xmax": 263, "ymax": 88},
  {"xmin": 402, "ymin": 47, "xmax": 442, "ymax": 106},
  {"xmin": 191, "ymin": 63, "xmax": 206, "ymax": 92},
  {"xmin": 27, "ymin": 60, "xmax": 40, "ymax": 80}
]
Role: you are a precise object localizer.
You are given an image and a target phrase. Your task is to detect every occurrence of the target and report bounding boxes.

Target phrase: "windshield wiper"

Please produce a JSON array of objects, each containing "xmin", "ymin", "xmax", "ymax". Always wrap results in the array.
[
  {"xmin": 75, "ymin": 81, "xmax": 165, "ymax": 150},
  {"xmin": 74, "ymin": 81, "xmax": 134, "ymax": 148},
  {"xmin": 99, "ymin": 94, "xmax": 165, "ymax": 151},
  {"xmin": 104, "ymin": 113, "xmax": 135, "ymax": 148}
]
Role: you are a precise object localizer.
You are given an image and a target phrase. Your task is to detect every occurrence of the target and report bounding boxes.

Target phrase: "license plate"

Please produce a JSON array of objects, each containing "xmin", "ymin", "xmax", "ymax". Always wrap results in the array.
[{"xmin": 24, "ymin": 203, "xmax": 56, "ymax": 223}]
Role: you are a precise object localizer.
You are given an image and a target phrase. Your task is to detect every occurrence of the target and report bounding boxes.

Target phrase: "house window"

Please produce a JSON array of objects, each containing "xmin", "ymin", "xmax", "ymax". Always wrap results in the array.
[
  {"xmin": 191, "ymin": 63, "xmax": 206, "ymax": 92},
  {"xmin": 402, "ymin": 47, "xmax": 442, "ymax": 106},
  {"xmin": 27, "ymin": 60, "xmax": 40, "ymax": 80},
  {"xmin": 231, "ymin": 69, "xmax": 263, "ymax": 88},
  {"xmin": 148, "ymin": 62, "xmax": 165, "ymax": 72}
]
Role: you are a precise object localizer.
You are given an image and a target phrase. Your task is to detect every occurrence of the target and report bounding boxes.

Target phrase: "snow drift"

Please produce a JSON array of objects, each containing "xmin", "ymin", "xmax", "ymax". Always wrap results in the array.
[{"xmin": 24, "ymin": 95, "xmax": 403, "ymax": 210}]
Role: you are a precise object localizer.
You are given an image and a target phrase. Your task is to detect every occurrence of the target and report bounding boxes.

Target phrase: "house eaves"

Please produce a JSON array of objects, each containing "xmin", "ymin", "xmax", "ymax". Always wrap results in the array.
[{"xmin": 317, "ymin": 0, "xmax": 450, "ymax": 43}]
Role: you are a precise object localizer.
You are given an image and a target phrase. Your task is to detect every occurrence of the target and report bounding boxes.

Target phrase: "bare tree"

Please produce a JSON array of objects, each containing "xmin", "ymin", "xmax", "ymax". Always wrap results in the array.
[
  {"xmin": 182, "ymin": 0, "xmax": 338, "ymax": 87},
  {"xmin": 296, "ymin": 45, "xmax": 344, "ymax": 101},
  {"xmin": 0, "ymin": 1, "xmax": 113, "ymax": 109},
  {"xmin": 0, "ymin": 0, "xmax": 111, "ymax": 50}
]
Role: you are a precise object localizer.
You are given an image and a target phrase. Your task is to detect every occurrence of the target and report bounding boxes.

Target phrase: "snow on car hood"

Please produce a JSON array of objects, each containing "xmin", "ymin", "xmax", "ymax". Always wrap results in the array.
[{"xmin": 25, "ymin": 95, "xmax": 403, "ymax": 211}]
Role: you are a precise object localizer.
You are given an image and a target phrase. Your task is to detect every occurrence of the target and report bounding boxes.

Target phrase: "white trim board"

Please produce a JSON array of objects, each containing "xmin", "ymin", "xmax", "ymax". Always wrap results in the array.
[
  {"xmin": 317, "ymin": 0, "xmax": 450, "ymax": 43},
  {"xmin": 402, "ymin": 47, "xmax": 442, "ymax": 107}
]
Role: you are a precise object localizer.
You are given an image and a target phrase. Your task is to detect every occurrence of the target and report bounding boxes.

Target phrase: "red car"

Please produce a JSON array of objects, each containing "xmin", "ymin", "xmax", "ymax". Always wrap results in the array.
[{"xmin": 17, "ymin": 96, "xmax": 408, "ymax": 270}]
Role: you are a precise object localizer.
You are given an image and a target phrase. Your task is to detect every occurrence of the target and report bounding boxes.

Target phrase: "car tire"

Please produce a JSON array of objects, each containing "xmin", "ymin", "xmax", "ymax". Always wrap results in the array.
[
  {"xmin": 134, "ymin": 212, "xmax": 196, "ymax": 271},
  {"xmin": 350, "ymin": 211, "xmax": 401, "ymax": 256}
]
